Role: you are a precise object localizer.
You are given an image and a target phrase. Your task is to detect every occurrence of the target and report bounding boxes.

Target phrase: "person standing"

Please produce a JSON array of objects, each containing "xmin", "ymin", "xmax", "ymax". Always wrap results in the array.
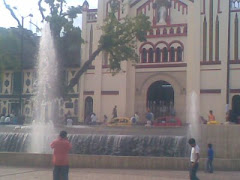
[
  {"xmin": 66, "ymin": 117, "xmax": 73, "ymax": 126},
  {"xmin": 51, "ymin": 131, "xmax": 72, "ymax": 180},
  {"xmin": 188, "ymin": 138, "xmax": 200, "ymax": 180},
  {"xmin": 145, "ymin": 109, "xmax": 154, "ymax": 126},
  {"xmin": 112, "ymin": 106, "xmax": 118, "ymax": 119},
  {"xmin": 134, "ymin": 112, "xmax": 139, "ymax": 123},
  {"xmin": 91, "ymin": 113, "xmax": 97, "ymax": 125},
  {"xmin": 206, "ymin": 143, "xmax": 214, "ymax": 173}
]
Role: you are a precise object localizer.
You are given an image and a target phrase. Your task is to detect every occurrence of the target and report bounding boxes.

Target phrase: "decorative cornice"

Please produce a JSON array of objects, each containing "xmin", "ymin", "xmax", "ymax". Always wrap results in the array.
[
  {"xmin": 84, "ymin": 91, "xmax": 94, "ymax": 95},
  {"xmin": 101, "ymin": 91, "xmax": 119, "ymax": 95},
  {"xmin": 200, "ymin": 89, "xmax": 221, "ymax": 94},
  {"xmin": 230, "ymin": 89, "xmax": 240, "ymax": 93},
  {"xmin": 135, "ymin": 63, "xmax": 187, "ymax": 69}
]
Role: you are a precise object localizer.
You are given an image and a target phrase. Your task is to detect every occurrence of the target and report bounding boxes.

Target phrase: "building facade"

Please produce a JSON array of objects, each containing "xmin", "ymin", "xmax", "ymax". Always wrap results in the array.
[
  {"xmin": 0, "ymin": 67, "xmax": 80, "ymax": 123},
  {"xmin": 80, "ymin": 0, "xmax": 240, "ymax": 123},
  {"xmin": 1, "ymin": 0, "xmax": 240, "ymax": 124}
]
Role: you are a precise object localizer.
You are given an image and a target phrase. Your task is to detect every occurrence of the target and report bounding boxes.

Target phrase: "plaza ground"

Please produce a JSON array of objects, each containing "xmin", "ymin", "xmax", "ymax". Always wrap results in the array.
[{"xmin": 0, "ymin": 167, "xmax": 239, "ymax": 180}]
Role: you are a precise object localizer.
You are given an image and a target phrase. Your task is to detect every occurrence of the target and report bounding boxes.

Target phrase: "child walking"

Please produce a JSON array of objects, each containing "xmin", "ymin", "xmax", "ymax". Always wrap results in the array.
[{"xmin": 207, "ymin": 143, "xmax": 214, "ymax": 173}]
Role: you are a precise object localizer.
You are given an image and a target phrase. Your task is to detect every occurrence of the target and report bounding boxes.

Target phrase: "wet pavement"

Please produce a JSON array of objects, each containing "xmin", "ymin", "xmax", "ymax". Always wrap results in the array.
[{"xmin": 0, "ymin": 167, "xmax": 239, "ymax": 180}]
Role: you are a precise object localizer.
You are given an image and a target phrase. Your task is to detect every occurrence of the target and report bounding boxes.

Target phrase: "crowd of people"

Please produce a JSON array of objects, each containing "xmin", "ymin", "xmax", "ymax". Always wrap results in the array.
[{"xmin": 0, "ymin": 113, "xmax": 19, "ymax": 125}]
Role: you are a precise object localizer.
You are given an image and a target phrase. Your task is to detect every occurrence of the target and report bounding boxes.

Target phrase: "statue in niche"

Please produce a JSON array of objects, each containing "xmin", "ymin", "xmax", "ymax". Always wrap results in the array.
[{"xmin": 155, "ymin": 0, "xmax": 171, "ymax": 24}]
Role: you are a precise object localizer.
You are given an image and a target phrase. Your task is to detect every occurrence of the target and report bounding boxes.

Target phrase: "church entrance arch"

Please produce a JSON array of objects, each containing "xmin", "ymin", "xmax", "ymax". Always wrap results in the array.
[
  {"xmin": 147, "ymin": 80, "xmax": 174, "ymax": 118},
  {"xmin": 84, "ymin": 96, "xmax": 93, "ymax": 121}
]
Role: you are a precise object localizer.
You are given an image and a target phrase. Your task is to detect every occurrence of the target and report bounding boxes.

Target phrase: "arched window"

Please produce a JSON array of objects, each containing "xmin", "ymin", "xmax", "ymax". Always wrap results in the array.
[
  {"xmin": 85, "ymin": 96, "xmax": 93, "ymax": 119},
  {"xmin": 148, "ymin": 48, "xmax": 154, "ymax": 63},
  {"xmin": 177, "ymin": 46, "xmax": 183, "ymax": 62},
  {"xmin": 163, "ymin": 28, "xmax": 167, "ymax": 35},
  {"xmin": 155, "ymin": 48, "xmax": 161, "ymax": 63},
  {"xmin": 142, "ymin": 48, "xmax": 147, "ymax": 63},
  {"xmin": 156, "ymin": 29, "xmax": 160, "ymax": 35},
  {"xmin": 162, "ymin": 47, "xmax": 168, "ymax": 62},
  {"xmin": 149, "ymin": 29, "xmax": 153, "ymax": 35},
  {"xmin": 170, "ymin": 47, "xmax": 175, "ymax": 62},
  {"xmin": 177, "ymin": 27, "xmax": 181, "ymax": 34}
]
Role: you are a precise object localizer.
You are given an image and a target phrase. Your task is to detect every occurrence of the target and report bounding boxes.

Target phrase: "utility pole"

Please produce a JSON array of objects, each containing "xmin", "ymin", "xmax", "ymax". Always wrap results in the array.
[{"xmin": 19, "ymin": 14, "xmax": 33, "ymax": 115}]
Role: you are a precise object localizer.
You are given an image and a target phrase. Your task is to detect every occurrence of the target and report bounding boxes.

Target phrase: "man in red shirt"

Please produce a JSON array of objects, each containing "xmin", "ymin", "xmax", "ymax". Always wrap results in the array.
[{"xmin": 51, "ymin": 131, "xmax": 72, "ymax": 180}]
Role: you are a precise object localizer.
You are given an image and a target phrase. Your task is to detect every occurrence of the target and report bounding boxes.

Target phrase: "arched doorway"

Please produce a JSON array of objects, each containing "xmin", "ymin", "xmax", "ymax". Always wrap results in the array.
[
  {"xmin": 147, "ymin": 80, "xmax": 174, "ymax": 118},
  {"xmin": 231, "ymin": 95, "xmax": 240, "ymax": 123},
  {"xmin": 84, "ymin": 96, "xmax": 93, "ymax": 120}
]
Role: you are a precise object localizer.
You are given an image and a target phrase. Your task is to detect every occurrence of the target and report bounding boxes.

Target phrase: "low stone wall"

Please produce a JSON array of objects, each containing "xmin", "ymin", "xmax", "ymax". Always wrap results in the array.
[
  {"xmin": 0, "ymin": 153, "xmax": 239, "ymax": 171},
  {"xmin": 199, "ymin": 124, "xmax": 240, "ymax": 159}
]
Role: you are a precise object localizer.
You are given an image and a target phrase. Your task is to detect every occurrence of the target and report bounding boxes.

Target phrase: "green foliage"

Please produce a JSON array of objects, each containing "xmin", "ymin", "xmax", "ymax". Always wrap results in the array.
[
  {"xmin": 0, "ymin": 27, "xmax": 38, "ymax": 72},
  {"xmin": 0, "ymin": 27, "xmax": 20, "ymax": 70},
  {"xmin": 99, "ymin": 1, "xmax": 151, "ymax": 72},
  {"xmin": 41, "ymin": 0, "xmax": 82, "ymax": 65}
]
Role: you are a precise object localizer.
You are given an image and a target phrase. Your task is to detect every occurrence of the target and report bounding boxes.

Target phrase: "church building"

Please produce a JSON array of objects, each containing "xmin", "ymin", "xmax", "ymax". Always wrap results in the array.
[{"xmin": 79, "ymin": 0, "xmax": 240, "ymax": 123}]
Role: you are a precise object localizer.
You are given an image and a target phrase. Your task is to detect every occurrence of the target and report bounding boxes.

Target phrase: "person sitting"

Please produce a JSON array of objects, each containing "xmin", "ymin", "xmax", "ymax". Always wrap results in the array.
[
  {"xmin": 131, "ymin": 116, "xmax": 137, "ymax": 124},
  {"xmin": 0, "ymin": 114, "xmax": 5, "ymax": 124},
  {"xmin": 5, "ymin": 115, "xmax": 11, "ymax": 125},
  {"xmin": 207, "ymin": 110, "xmax": 219, "ymax": 125}
]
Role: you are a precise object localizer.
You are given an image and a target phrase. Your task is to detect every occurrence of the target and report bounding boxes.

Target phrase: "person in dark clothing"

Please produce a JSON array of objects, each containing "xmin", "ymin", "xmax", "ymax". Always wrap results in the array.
[
  {"xmin": 112, "ymin": 106, "xmax": 118, "ymax": 118},
  {"xmin": 206, "ymin": 143, "xmax": 214, "ymax": 173},
  {"xmin": 51, "ymin": 131, "xmax": 72, "ymax": 180}
]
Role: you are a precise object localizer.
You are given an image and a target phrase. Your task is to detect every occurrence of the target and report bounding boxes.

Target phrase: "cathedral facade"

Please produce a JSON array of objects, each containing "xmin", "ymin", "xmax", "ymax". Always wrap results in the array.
[{"xmin": 79, "ymin": 0, "xmax": 240, "ymax": 123}]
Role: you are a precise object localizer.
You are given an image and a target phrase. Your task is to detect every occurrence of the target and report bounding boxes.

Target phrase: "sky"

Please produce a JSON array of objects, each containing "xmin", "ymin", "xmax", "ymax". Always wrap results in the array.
[{"xmin": 0, "ymin": 0, "xmax": 98, "ymax": 30}]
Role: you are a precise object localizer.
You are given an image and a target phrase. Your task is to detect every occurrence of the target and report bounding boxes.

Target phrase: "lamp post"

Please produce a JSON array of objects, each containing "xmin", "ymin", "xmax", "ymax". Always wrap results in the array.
[{"xmin": 19, "ymin": 13, "xmax": 33, "ymax": 116}]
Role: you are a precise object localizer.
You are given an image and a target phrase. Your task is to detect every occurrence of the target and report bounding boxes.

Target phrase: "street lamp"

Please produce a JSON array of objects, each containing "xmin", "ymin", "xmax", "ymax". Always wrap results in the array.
[{"xmin": 19, "ymin": 13, "xmax": 33, "ymax": 116}]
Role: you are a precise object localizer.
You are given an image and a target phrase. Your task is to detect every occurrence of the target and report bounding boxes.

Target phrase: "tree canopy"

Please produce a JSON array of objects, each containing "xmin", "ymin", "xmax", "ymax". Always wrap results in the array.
[
  {"xmin": 0, "ymin": 27, "xmax": 38, "ymax": 70},
  {"xmin": 3, "ymin": 0, "xmax": 151, "ymax": 93}
]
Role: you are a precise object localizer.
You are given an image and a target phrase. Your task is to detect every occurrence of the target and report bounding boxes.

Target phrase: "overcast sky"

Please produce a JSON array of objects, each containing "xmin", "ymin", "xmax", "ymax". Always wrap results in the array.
[{"xmin": 0, "ymin": 0, "xmax": 98, "ymax": 30}]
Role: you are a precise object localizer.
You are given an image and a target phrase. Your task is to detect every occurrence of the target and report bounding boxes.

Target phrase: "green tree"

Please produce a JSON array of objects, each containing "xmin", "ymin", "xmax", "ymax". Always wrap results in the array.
[
  {"xmin": 0, "ymin": 27, "xmax": 37, "ymax": 77},
  {"xmin": 68, "ymin": 0, "xmax": 151, "ymax": 89}
]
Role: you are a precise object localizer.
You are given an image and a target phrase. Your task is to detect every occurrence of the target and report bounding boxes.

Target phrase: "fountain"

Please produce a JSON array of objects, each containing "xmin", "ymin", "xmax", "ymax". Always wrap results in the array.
[
  {"xmin": 30, "ymin": 23, "xmax": 58, "ymax": 153},
  {"xmin": 187, "ymin": 91, "xmax": 200, "ymax": 141}
]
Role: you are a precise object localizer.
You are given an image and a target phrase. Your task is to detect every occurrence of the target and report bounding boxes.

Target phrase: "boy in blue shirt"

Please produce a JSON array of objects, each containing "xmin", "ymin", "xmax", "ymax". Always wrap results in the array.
[{"xmin": 207, "ymin": 143, "xmax": 214, "ymax": 173}]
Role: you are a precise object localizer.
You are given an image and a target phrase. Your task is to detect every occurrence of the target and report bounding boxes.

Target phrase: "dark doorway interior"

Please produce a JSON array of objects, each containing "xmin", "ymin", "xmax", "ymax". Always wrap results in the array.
[
  {"xmin": 147, "ymin": 81, "xmax": 174, "ymax": 118},
  {"xmin": 11, "ymin": 103, "xmax": 20, "ymax": 116},
  {"xmin": 231, "ymin": 95, "xmax": 240, "ymax": 123}
]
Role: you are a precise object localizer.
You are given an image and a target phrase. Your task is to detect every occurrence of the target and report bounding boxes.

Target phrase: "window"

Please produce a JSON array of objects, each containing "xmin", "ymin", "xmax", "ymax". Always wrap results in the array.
[
  {"xmin": 231, "ymin": 0, "xmax": 240, "ymax": 9},
  {"xmin": 156, "ymin": 48, "xmax": 161, "ymax": 63},
  {"xmin": 170, "ymin": 47, "xmax": 175, "ymax": 62},
  {"xmin": 162, "ymin": 47, "xmax": 168, "ymax": 62},
  {"xmin": 177, "ymin": 47, "xmax": 183, "ymax": 62},
  {"xmin": 142, "ymin": 48, "xmax": 147, "ymax": 63},
  {"xmin": 148, "ymin": 48, "xmax": 154, "ymax": 63}
]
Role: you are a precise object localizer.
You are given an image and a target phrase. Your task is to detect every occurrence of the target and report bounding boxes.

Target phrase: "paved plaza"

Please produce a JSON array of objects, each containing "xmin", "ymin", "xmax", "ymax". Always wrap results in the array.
[{"xmin": 0, "ymin": 167, "xmax": 239, "ymax": 180}]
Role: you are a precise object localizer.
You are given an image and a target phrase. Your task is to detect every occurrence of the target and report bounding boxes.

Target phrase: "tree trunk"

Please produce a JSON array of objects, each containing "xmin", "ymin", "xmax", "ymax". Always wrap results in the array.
[{"xmin": 67, "ymin": 46, "xmax": 103, "ymax": 91}]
